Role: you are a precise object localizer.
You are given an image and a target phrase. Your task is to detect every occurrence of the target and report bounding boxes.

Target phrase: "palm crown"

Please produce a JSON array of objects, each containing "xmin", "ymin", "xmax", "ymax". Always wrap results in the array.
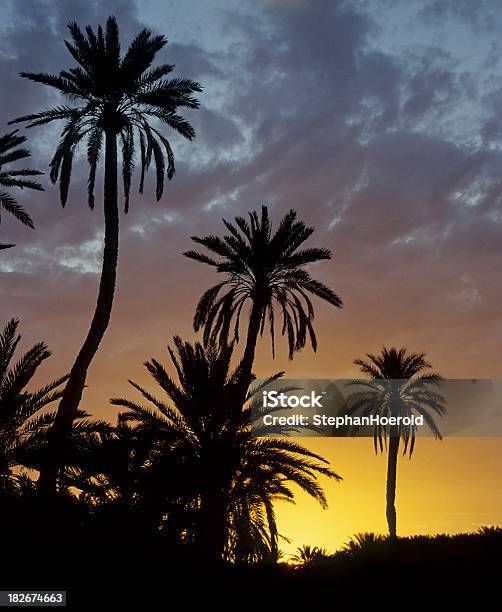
[
  {"xmin": 346, "ymin": 347, "xmax": 446, "ymax": 456},
  {"xmin": 0, "ymin": 319, "xmax": 67, "ymax": 475},
  {"xmin": 10, "ymin": 16, "xmax": 202, "ymax": 210},
  {"xmin": 110, "ymin": 338, "xmax": 340, "ymax": 561},
  {"xmin": 0, "ymin": 130, "xmax": 43, "ymax": 248},
  {"xmin": 185, "ymin": 206, "xmax": 342, "ymax": 359}
]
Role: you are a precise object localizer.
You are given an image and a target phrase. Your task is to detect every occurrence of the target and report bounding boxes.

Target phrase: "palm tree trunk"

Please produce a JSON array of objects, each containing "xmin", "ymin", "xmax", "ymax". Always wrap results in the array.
[
  {"xmin": 199, "ymin": 488, "xmax": 228, "ymax": 562},
  {"xmin": 38, "ymin": 129, "xmax": 119, "ymax": 496},
  {"xmin": 237, "ymin": 298, "xmax": 263, "ymax": 395},
  {"xmin": 386, "ymin": 429, "xmax": 399, "ymax": 538}
]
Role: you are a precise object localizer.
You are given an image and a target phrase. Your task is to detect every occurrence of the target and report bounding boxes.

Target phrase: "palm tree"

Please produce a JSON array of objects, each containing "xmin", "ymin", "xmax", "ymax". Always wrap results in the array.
[
  {"xmin": 0, "ymin": 319, "xmax": 67, "ymax": 480},
  {"xmin": 184, "ymin": 206, "xmax": 342, "ymax": 394},
  {"xmin": 110, "ymin": 338, "xmax": 341, "ymax": 562},
  {"xmin": 57, "ymin": 418, "xmax": 157, "ymax": 537},
  {"xmin": 0, "ymin": 130, "xmax": 43, "ymax": 250},
  {"xmin": 341, "ymin": 532, "xmax": 387, "ymax": 554},
  {"xmin": 290, "ymin": 544, "xmax": 331, "ymax": 566},
  {"xmin": 346, "ymin": 347, "xmax": 445, "ymax": 537},
  {"xmin": 11, "ymin": 16, "xmax": 202, "ymax": 495}
]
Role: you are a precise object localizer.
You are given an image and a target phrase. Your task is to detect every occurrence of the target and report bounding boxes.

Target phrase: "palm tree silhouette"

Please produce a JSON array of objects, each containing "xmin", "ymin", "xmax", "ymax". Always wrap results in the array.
[
  {"xmin": 0, "ymin": 319, "xmax": 67, "ymax": 481},
  {"xmin": 184, "ymin": 206, "xmax": 342, "ymax": 393},
  {"xmin": 290, "ymin": 544, "xmax": 331, "ymax": 566},
  {"xmin": 0, "ymin": 318, "xmax": 110, "ymax": 494},
  {"xmin": 111, "ymin": 338, "xmax": 340, "ymax": 561},
  {"xmin": 0, "ymin": 131, "xmax": 43, "ymax": 250},
  {"xmin": 341, "ymin": 532, "xmax": 386, "ymax": 554},
  {"xmin": 346, "ymin": 347, "xmax": 445, "ymax": 537},
  {"xmin": 11, "ymin": 16, "xmax": 202, "ymax": 495}
]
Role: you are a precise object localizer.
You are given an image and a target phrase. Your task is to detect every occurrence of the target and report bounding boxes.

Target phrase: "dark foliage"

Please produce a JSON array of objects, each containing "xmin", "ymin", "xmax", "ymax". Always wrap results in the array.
[
  {"xmin": 61, "ymin": 339, "xmax": 340, "ymax": 562},
  {"xmin": 185, "ymin": 206, "xmax": 342, "ymax": 360},
  {"xmin": 0, "ymin": 131, "xmax": 43, "ymax": 249}
]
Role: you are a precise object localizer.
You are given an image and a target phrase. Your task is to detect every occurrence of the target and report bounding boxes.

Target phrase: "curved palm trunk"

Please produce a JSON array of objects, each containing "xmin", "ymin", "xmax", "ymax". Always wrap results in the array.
[
  {"xmin": 38, "ymin": 129, "xmax": 119, "ymax": 496},
  {"xmin": 386, "ymin": 429, "xmax": 399, "ymax": 538},
  {"xmin": 237, "ymin": 299, "xmax": 264, "ymax": 397}
]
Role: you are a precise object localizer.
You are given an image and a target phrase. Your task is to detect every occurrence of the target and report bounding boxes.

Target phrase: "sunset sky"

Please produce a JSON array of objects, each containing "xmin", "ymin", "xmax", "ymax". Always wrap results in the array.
[{"xmin": 1, "ymin": 0, "xmax": 502, "ymax": 553}]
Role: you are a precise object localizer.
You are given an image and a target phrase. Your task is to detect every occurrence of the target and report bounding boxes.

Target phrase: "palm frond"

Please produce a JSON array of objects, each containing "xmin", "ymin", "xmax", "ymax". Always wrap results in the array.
[{"xmin": 11, "ymin": 15, "xmax": 200, "ymax": 211}]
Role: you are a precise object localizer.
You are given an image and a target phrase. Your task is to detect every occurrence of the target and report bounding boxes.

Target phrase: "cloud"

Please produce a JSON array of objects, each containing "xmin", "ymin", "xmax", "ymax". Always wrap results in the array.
[{"xmin": 2, "ymin": 0, "xmax": 502, "ymax": 416}]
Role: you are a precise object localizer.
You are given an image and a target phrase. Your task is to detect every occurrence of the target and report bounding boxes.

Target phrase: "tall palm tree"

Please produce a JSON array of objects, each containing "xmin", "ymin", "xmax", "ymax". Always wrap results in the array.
[
  {"xmin": 110, "ymin": 338, "xmax": 341, "ymax": 562},
  {"xmin": 11, "ymin": 16, "xmax": 202, "ymax": 495},
  {"xmin": 184, "ymin": 206, "xmax": 342, "ymax": 394},
  {"xmin": 346, "ymin": 347, "xmax": 445, "ymax": 537},
  {"xmin": 0, "ymin": 130, "xmax": 43, "ymax": 250},
  {"xmin": 0, "ymin": 319, "xmax": 67, "ymax": 480}
]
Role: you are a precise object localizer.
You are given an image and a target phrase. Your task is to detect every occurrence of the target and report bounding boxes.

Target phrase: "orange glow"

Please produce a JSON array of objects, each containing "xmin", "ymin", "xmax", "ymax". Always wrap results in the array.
[
  {"xmin": 276, "ymin": 437, "xmax": 502, "ymax": 555},
  {"xmin": 23, "ymin": 255, "xmax": 502, "ymax": 553}
]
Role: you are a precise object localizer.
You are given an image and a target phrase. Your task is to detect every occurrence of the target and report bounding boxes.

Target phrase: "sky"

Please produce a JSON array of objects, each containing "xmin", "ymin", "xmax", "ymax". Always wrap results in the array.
[{"xmin": 1, "ymin": 0, "xmax": 502, "ymax": 553}]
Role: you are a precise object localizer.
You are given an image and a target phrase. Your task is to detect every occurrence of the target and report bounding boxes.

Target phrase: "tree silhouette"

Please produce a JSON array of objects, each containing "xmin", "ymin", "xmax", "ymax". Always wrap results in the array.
[
  {"xmin": 290, "ymin": 544, "xmax": 332, "ymax": 566},
  {"xmin": 184, "ymin": 206, "xmax": 342, "ymax": 394},
  {"xmin": 0, "ymin": 319, "xmax": 66, "ymax": 482},
  {"xmin": 11, "ymin": 15, "xmax": 202, "ymax": 495},
  {"xmin": 346, "ymin": 347, "xmax": 445, "ymax": 537},
  {"xmin": 340, "ymin": 532, "xmax": 386, "ymax": 554},
  {"xmin": 58, "ymin": 416, "xmax": 160, "ymax": 538},
  {"xmin": 110, "ymin": 338, "xmax": 340, "ymax": 561},
  {"xmin": 0, "ymin": 318, "xmax": 111, "ymax": 496},
  {"xmin": 0, "ymin": 131, "xmax": 43, "ymax": 250}
]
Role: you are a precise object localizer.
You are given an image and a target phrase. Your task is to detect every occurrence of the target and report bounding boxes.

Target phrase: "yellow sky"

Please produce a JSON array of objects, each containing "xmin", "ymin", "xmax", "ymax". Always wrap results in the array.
[
  {"xmin": 276, "ymin": 437, "xmax": 502, "ymax": 555},
  {"xmin": 22, "ymin": 270, "xmax": 502, "ymax": 554}
]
